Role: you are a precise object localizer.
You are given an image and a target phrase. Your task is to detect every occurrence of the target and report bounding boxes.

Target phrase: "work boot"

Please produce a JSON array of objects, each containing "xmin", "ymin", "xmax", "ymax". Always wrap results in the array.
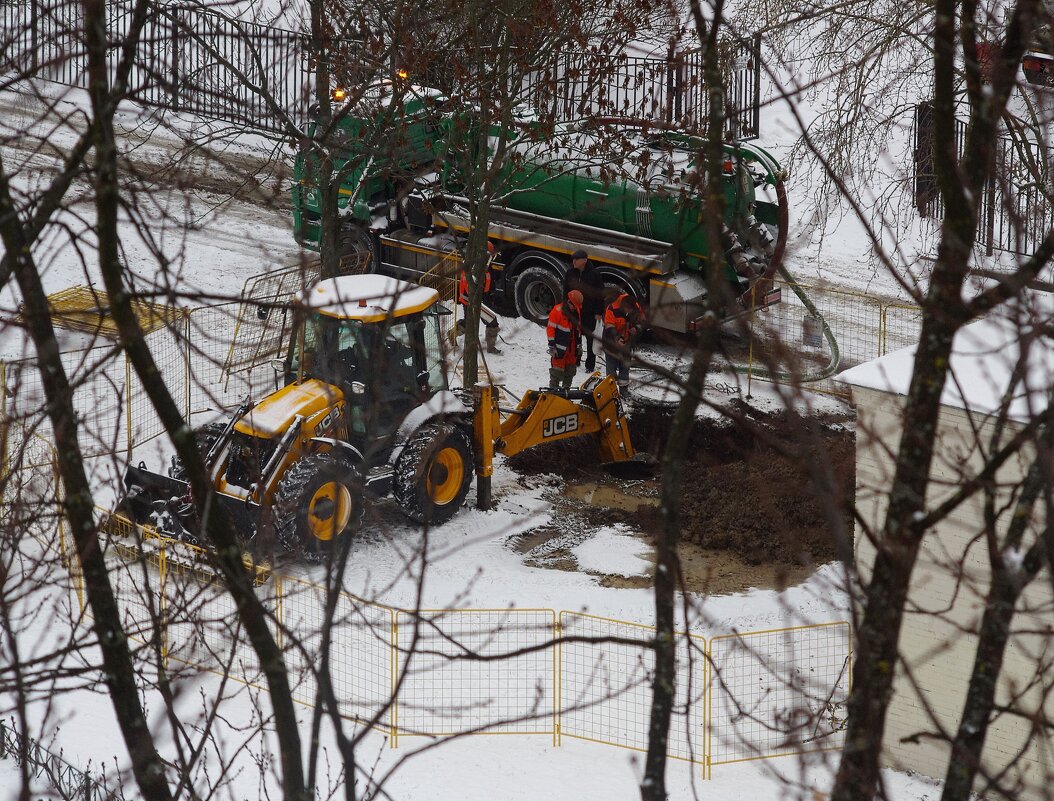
[
  {"xmin": 448, "ymin": 318, "xmax": 467, "ymax": 348},
  {"xmin": 485, "ymin": 323, "xmax": 501, "ymax": 354}
]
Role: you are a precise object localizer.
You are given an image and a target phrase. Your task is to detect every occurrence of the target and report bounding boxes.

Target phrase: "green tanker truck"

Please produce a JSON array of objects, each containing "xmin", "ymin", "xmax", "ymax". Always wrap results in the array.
[{"xmin": 292, "ymin": 81, "xmax": 788, "ymax": 333}]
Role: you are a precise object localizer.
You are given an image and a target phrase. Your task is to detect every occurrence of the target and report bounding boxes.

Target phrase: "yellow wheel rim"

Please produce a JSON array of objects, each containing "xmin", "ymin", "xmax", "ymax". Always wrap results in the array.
[
  {"xmin": 427, "ymin": 447, "xmax": 464, "ymax": 506},
  {"xmin": 306, "ymin": 481, "xmax": 353, "ymax": 541}
]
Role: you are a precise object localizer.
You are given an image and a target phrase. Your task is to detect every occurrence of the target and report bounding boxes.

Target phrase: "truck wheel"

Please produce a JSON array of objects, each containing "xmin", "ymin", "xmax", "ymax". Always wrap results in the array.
[
  {"xmin": 273, "ymin": 452, "xmax": 363, "ymax": 562},
  {"xmin": 602, "ymin": 274, "xmax": 647, "ymax": 305},
  {"xmin": 394, "ymin": 423, "xmax": 474, "ymax": 524},
  {"xmin": 169, "ymin": 422, "xmax": 227, "ymax": 481},
  {"xmin": 338, "ymin": 226, "xmax": 378, "ymax": 275},
  {"xmin": 514, "ymin": 265, "xmax": 563, "ymax": 324}
]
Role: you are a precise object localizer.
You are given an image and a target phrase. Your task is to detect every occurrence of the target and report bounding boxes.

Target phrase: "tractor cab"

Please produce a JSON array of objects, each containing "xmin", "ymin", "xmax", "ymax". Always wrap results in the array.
[{"xmin": 286, "ymin": 275, "xmax": 447, "ymax": 448}]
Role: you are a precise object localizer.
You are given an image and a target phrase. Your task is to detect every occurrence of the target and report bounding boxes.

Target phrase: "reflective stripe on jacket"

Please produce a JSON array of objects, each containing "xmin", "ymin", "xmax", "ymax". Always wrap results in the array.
[
  {"xmin": 603, "ymin": 293, "xmax": 643, "ymax": 343},
  {"xmin": 458, "ymin": 262, "xmax": 494, "ymax": 305},
  {"xmin": 547, "ymin": 299, "xmax": 583, "ymax": 368}
]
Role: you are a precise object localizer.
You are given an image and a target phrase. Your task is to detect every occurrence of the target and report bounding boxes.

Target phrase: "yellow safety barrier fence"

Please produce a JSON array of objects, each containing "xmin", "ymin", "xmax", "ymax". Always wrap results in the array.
[
  {"xmin": 63, "ymin": 513, "xmax": 852, "ymax": 778},
  {"xmin": 0, "ymin": 428, "xmax": 72, "ymax": 607},
  {"xmin": 743, "ymin": 277, "xmax": 923, "ymax": 396},
  {"xmin": 707, "ymin": 621, "xmax": 852, "ymax": 777}
]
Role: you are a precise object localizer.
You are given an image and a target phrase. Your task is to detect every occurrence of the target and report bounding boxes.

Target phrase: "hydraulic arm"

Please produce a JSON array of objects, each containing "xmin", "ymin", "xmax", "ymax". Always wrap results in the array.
[{"xmin": 472, "ymin": 374, "xmax": 646, "ymax": 510}]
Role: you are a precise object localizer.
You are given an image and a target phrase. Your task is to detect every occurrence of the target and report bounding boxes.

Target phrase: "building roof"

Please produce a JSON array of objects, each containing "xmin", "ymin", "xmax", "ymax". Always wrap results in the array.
[{"xmin": 836, "ymin": 292, "xmax": 1054, "ymax": 422}]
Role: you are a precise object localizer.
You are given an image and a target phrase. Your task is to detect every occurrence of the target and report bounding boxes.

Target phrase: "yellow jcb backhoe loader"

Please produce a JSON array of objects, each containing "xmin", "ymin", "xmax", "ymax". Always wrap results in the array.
[{"xmin": 120, "ymin": 275, "xmax": 651, "ymax": 561}]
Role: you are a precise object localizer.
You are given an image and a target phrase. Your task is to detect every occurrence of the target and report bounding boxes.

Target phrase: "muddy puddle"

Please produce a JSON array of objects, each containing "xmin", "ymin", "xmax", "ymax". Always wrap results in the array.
[{"xmin": 504, "ymin": 402, "xmax": 855, "ymax": 596}]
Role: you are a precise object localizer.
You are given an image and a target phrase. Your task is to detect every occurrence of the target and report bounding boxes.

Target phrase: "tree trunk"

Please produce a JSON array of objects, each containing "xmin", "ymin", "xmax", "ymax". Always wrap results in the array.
[
  {"xmin": 940, "ymin": 448, "xmax": 1049, "ymax": 801},
  {"xmin": 641, "ymin": 5, "xmax": 727, "ymax": 797},
  {"xmin": 830, "ymin": 0, "xmax": 1045, "ymax": 793},
  {"xmin": 84, "ymin": 1, "xmax": 310, "ymax": 797},
  {"xmin": 462, "ymin": 201, "xmax": 492, "ymax": 388}
]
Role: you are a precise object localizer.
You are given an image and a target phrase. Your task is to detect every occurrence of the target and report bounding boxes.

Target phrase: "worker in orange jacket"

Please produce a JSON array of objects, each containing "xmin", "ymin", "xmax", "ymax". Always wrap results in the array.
[
  {"xmin": 602, "ymin": 291, "xmax": 645, "ymax": 388},
  {"xmin": 450, "ymin": 241, "xmax": 501, "ymax": 353},
  {"xmin": 546, "ymin": 289, "xmax": 584, "ymax": 390}
]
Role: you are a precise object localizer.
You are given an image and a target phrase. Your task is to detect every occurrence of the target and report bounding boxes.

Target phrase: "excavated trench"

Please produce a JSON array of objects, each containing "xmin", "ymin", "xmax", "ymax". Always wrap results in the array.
[{"xmin": 505, "ymin": 401, "xmax": 856, "ymax": 595}]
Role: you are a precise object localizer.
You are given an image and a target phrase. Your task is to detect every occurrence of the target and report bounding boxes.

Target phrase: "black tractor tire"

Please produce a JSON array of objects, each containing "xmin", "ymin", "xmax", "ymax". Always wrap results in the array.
[
  {"xmin": 393, "ymin": 423, "xmax": 474, "ymax": 525},
  {"xmin": 338, "ymin": 225, "xmax": 379, "ymax": 275},
  {"xmin": 514, "ymin": 264, "xmax": 564, "ymax": 325},
  {"xmin": 273, "ymin": 452, "xmax": 364, "ymax": 562},
  {"xmin": 169, "ymin": 422, "xmax": 228, "ymax": 481}
]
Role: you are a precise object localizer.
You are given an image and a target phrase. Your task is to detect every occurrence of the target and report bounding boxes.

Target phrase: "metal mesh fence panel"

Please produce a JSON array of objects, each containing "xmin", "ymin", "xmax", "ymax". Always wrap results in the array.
[
  {"xmin": 186, "ymin": 264, "xmax": 319, "ymax": 413},
  {"xmin": 185, "ymin": 303, "xmax": 279, "ymax": 413},
  {"xmin": 185, "ymin": 302, "xmax": 245, "ymax": 413},
  {"xmin": 558, "ymin": 612, "xmax": 706, "ymax": 764},
  {"xmin": 279, "ymin": 577, "xmax": 395, "ymax": 734},
  {"xmin": 882, "ymin": 303, "xmax": 924, "ymax": 356},
  {"xmin": 2, "ymin": 345, "xmax": 127, "ymax": 459},
  {"xmin": 69, "ymin": 516, "xmax": 857, "ymax": 774},
  {"xmin": 743, "ymin": 279, "xmax": 922, "ymax": 395},
  {"xmin": 1, "ymin": 319, "xmax": 188, "ymax": 460},
  {"xmin": 162, "ymin": 547, "xmax": 270, "ymax": 687},
  {"xmin": 99, "ymin": 533, "xmax": 166, "ymax": 654},
  {"xmin": 125, "ymin": 316, "xmax": 190, "ymax": 449},
  {"xmin": 226, "ymin": 265, "xmax": 318, "ymax": 373},
  {"xmin": 0, "ymin": 429, "xmax": 72, "ymax": 605},
  {"xmin": 276, "ymin": 574, "xmax": 324, "ymax": 710},
  {"xmin": 753, "ymin": 281, "xmax": 877, "ymax": 370},
  {"xmin": 94, "ymin": 515, "xmax": 274, "ymax": 687},
  {"xmin": 403, "ymin": 249, "xmax": 458, "ymax": 343},
  {"xmin": 394, "ymin": 609, "xmax": 557, "ymax": 739},
  {"xmin": 708, "ymin": 622, "xmax": 851, "ymax": 769},
  {"xmin": 1, "ymin": 428, "xmax": 64, "ymax": 551}
]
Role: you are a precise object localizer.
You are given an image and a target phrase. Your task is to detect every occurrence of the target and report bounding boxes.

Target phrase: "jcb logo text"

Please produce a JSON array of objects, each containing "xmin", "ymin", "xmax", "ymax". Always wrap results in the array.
[
  {"xmin": 542, "ymin": 413, "xmax": 578, "ymax": 439},
  {"xmin": 316, "ymin": 404, "xmax": 344, "ymax": 436}
]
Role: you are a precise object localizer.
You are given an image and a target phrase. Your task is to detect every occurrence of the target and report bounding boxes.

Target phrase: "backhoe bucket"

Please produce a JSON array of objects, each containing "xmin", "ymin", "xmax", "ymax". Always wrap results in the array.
[{"xmin": 602, "ymin": 453, "xmax": 658, "ymax": 480}]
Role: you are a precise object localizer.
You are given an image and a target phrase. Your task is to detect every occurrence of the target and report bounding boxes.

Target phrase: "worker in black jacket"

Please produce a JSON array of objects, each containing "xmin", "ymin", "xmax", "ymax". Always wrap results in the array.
[{"xmin": 562, "ymin": 249, "xmax": 605, "ymax": 371}]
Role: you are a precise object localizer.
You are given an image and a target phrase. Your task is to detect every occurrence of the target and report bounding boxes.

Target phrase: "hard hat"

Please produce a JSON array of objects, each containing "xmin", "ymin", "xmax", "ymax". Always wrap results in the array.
[
  {"xmin": 568, "ymin": 290, "xmax": 584, "ymax": 306},
  {"xmin": 487, "ymin": 240, "xmax": 496, "ymax": 253}
]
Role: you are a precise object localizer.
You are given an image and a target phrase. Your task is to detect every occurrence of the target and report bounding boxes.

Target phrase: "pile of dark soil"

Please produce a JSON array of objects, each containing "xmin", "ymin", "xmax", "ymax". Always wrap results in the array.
[
  {"xmin": 633, "ymin": 402, "xmax": 854, "ymax": 565},
  {"xmin": 506, "ymin": 435, "xmax": 600, "ymax": 480},
  {"xmin": 508, "ymin": 401, "xmax": 855, "ymax": 569}
]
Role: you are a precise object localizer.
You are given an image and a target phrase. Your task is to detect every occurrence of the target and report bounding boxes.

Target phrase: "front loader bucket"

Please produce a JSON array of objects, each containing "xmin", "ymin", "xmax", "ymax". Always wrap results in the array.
[
  {"xmin": 121, "ymin": 462, "xmax": 259, "ymax": 542},
  {"xmin": 602, "ymin": 453, "xmax": 658, "ymax": 480},
  {"xmin": 121, "ymin": 463, "xmax": 192, "ymax": 529}
]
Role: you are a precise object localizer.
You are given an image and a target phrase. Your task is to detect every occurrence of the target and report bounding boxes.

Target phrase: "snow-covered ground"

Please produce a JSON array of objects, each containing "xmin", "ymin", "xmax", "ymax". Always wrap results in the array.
[
  {"xmin": 0, "ymin": 61, "xmax": 950, "ymax": 800},
  {"xmin": 2, "ymin": 662, "xmax": 946, "ymax": 801}
]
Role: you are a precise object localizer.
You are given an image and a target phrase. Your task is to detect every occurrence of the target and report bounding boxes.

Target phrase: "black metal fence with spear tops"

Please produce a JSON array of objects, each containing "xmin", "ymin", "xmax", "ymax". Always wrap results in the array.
[
  {"xmin": 0, "ymin": 718, "xmax": 125, "ymax": 801},
  {"xmin": 914, "ymin": 100, "xmax": 1054, "ymax": 258},
  {"xmin": 0, "ymin": 0, "xmax": 306, "ymax": 130},
  {"xmin": 0, "ymin": 0, "xmax": 762, "ymax": 139}
]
